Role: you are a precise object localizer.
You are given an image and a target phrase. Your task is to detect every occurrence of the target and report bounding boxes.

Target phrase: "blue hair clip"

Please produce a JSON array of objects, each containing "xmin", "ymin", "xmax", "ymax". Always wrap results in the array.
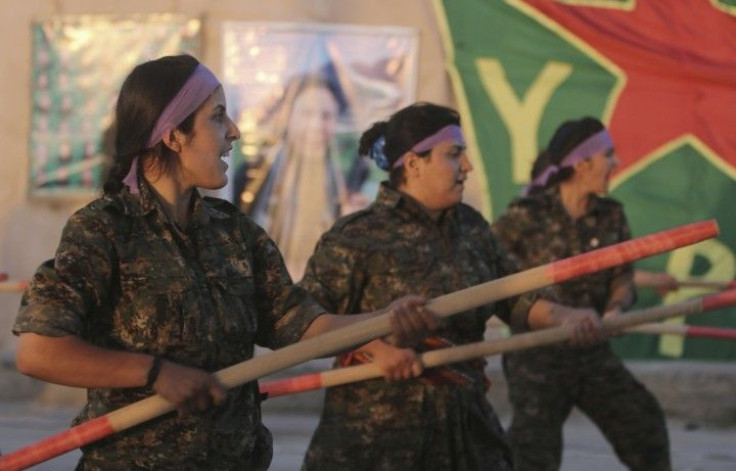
[{"xmin": 370, "ymin": 136, "xmax": 390, "ymax": 171}]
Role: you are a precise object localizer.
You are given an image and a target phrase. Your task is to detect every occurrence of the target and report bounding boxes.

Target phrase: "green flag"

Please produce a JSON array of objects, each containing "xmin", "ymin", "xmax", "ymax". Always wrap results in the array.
[{"xmin": 436, "ymin": 0, "xmax": 736, "ymax": 360}]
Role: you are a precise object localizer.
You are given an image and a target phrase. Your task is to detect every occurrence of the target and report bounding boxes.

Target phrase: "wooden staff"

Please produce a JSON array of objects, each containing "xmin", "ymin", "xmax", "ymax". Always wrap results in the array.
[
  {"xmin": 0, "ymin": 280, "xmax": 28, "ymax": 293},
  {"xmin": 261, "ymin": 289, "xmax": 736, "ymax": 398},
  {"xmin": 0, "ymin": 219, "xmax": 718, "ymax": 471},
  {"xmin": 627, "ymin": 322, "xmax": 736, "ymax": 341},
  {"xmin": 676, "ymin": 279, "xmax": 736, "ymax": 290},
  {"xmin": 488, "ymin": 316, "xmax": 736, "ymax": 342}
]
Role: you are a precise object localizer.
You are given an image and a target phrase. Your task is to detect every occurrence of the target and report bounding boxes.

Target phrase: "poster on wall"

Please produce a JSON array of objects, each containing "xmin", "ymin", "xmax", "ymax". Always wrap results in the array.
[
  {"xmin": 29, "ymin": 14, "xmax": 201, "ymax": 197},
  {"xmin": 435, "ymin": 0, "xmax": 736, "ymax": 360},
  {"xmin": 222, "ymin": 22, "xmax": 418, "ymax": 278}
]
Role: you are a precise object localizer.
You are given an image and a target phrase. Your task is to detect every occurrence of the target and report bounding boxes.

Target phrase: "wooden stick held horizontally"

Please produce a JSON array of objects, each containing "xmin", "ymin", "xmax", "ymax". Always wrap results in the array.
[
  {"xmin": 627, "ymin": 322, "xmax": 736, "ymax": 341},
  {"xmin": 0, "ymin": 280, "xmax": 28, "ymax": 293},
  {"xmin": 676, "ymin": 279, "xmax": 736, "ymax": 290},
  {"xmin": 0, "ymin": 219, "xmax": 719, "ymax": 471},
  {"xmin": 261, "ymin": 289, "xmax": 736, "ymax": 398}
]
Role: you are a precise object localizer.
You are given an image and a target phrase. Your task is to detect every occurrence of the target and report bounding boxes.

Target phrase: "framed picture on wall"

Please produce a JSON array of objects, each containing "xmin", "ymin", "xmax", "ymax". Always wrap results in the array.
[
  {"xmin": 28, "ymin": 14, "xmax": 201, "ymax": 197},
  {"xmin": 222, "ymin": 21, "xmax": 418, "ymax": 278}
]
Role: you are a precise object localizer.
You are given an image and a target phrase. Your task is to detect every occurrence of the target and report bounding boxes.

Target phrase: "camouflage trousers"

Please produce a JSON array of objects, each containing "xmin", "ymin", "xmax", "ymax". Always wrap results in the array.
[
  {"xmin": 503, "ymin": 345, "xmax": 670, "ymax": 471},
  {"xmin": 302, "ymin": 380, "xmax": 513, "ymax": 470}
]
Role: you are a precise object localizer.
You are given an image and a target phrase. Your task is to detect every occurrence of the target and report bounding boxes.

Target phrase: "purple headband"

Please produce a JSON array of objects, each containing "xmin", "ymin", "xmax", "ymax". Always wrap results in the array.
[
  {"xmin": 147, "ymin": 63, "xmax": 220, "ymax": 148},
  {"xmin": 123, "ymin": 63, "xmax": 220, "ymax": 194},
  {"xmin": 523, "ymin": 129, "xmax": 613, "ymax": 195},
  {"xmin": 392, "ymin": 124, "xmax": 466, "ymax": 169}
]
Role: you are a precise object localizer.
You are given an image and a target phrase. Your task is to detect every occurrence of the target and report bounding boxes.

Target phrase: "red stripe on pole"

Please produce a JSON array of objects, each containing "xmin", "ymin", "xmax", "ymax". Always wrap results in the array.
[
  {"xmin": 259, "ymin": 373, "xmax": 323, "ymax": 398},
  {"xmin": 0, "ymin": 416, "xmax": 114, "ymax": 471},
  {"xmin": 685, "ymin": 325, "xmax": 736, "ymax": 341},
  {"xmin": 0, "ymin": 220, "xmax": 719, "ymax": 470},
  {"xmin": 548, "ymin": 220, "xmax": 718, "ymax": 283},
  {"xmin": 701, "ymin": 289, "xmax": 736, "ymax": 312},
  {"xmin": 0, "ymin": 280, "xmax": 29, "ymax": 292}
]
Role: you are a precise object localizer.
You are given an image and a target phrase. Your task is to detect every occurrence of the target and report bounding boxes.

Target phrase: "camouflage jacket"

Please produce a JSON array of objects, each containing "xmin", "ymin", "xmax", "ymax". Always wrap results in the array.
[
  {"xmin": 298, "ymin": 183, "xmax": 530, "ymax": 469},
  {"xmin": 301, "ymin": 182, "xmax": 534, "ymax": 356},
  {"xmin": 14, "ymin": 179, "xmax": 324, "ymax": 470},
  {"xmin": 491, "ymin": 186, "xmax": 635, "ymax": 329}
]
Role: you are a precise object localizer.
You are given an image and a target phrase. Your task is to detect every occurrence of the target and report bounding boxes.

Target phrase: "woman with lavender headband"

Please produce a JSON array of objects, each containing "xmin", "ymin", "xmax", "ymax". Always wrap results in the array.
[
  {"xmin": 298, "ymin": 103, "xmax": 604, "ymax": 470},
  {"xmin": 492, "ymin": 117, "xmax": 671, "ymax": 470},
  {"xmin": 12, "ymin": 55, "xmax": 438, "ymax": 470}
]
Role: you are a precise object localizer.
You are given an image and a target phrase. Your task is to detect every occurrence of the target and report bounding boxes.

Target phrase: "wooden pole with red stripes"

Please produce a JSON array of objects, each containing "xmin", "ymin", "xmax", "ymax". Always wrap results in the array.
[
  {"xmin": 627, "ymin": 322, "xmax": 736, "ymax": 341},
  {"xmin": 0, "ymin": 219, "xmax": 719, "ymax": 471},
  {"xmin": 0, "ymin": 280, "xmax": 29, "ymax": 293},
  {"xmin": 676, "ymin": 279, "xmax": 736, "ymax": 290},
  {"xmin": 260, "ymin": 289, "xmax": 736, "ymax": 398}
]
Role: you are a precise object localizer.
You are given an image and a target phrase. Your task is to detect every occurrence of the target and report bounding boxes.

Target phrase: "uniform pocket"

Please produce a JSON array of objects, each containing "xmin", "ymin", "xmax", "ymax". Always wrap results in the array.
[
  {"xmin": 207, "ymin": 274, "xmax": 258, "ymax": 347},
  {"xmin": 117, "ymin": 257, "xmax": 193, "ymax": 348}
]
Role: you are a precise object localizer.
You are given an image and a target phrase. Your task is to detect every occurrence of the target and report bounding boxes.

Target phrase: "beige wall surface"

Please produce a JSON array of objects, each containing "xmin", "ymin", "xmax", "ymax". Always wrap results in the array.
[{"xmin": 0, "ymin": 0, "xmax": 454, "ymax": 352}]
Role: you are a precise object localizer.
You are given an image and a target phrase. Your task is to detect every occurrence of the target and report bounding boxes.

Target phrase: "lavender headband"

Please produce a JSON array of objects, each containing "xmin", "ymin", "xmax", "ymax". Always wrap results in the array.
[
  {"xmin": 123, "ymin": 63, "xmax": 220, "ymax": 193},
  {"xmin": 524, "ymin": 129, "xmax": 613, "ymax": 194},
  {"xmin": 147, "ymin": 64, "xmax": 220, "ymax": 147},
  {"xmin": 391, "ymin": 125, "xmax": 466, "ymax": 169}
]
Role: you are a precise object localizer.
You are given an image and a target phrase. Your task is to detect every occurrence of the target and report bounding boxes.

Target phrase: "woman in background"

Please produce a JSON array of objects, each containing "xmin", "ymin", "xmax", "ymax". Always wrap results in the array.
[{"xmin": 492, "ymin": 116, "xmax": 671, "ymax": 471}]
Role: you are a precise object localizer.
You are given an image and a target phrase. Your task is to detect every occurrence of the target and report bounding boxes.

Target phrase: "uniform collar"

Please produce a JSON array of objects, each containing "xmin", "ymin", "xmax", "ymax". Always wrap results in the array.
[
  {"xmin": 375, "ymin": 182, "xmax": 457, "ymax": 226},
  {"xmin": 115, "ymin": 177, "xmax": 230, "ymax": 226},
  {"xmin": 542, "ymin": 185, "xmax": 602, "ymax": 218}
]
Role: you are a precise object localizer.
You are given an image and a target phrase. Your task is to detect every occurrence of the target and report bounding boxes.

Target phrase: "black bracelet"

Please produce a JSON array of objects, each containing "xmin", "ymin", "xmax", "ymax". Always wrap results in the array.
[{"xmin": 145, "ymin": 355, "xmax": 163, "ymax": 390}]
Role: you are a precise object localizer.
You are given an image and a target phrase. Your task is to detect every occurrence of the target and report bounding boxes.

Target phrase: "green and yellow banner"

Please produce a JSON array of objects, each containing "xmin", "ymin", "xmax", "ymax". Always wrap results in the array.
[{"xmin": 435, "ymin": 0, "xmax": 736, "ymax": 360}]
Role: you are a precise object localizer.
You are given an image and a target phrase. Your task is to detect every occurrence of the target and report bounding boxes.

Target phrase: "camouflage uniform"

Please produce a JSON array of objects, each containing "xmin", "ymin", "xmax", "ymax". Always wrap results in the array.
[
  {"xmin": 13, "ymin": 179, "xmax": 324, "ymax": 470},
  {"xmin": 299, "ymin": 183, "xmax": 536, "ymax": 471},
  {"xmin": 491, "ymin": 186, "xmax": 670, "ymax": 471}
]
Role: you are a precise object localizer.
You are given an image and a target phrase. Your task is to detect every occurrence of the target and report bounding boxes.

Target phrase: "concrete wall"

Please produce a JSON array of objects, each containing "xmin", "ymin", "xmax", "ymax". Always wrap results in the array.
[{"xmin": 0, "ymin": 0, "xmax": 454, "ymax": 354}]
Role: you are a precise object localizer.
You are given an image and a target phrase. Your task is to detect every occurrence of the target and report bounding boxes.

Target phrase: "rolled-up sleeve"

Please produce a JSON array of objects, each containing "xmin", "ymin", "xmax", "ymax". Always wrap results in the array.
[
  {"xmin": 14, "ymin": 210, "xmax": 113, "ymax": 338},
  {"xmin": 15, "ymin": 260, "xmax": 86, "ymax": 337},
  {"xmin": 298, "ymin": 230, "xmax": 364, "ymax": 316},
  {"xmin": 249, "ymin": 225, "xmax": 325, "ymax": 350}
]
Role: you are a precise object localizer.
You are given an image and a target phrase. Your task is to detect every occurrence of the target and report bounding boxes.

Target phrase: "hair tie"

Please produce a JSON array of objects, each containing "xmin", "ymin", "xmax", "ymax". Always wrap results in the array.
[
  {"xmin": 122, "ymin": 157, "xmax": 140, "ymax": 194},
  {"xmin": 370, "ymin": 136, "xmax": 391, "ymax": 171}
]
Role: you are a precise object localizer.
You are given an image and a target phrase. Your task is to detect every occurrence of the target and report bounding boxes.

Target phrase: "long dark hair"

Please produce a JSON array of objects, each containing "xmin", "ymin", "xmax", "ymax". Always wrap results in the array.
[
  {"xmin": 529, "ymin": 116, "xmax": 605, "ymax": 194},
  {"xmin": 359, "ymin": 102, "xmax": 460, "ymax": 187},
  {"xmin": 103, "ymin": 55, "xmax": 200, "ymax": 195}
]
